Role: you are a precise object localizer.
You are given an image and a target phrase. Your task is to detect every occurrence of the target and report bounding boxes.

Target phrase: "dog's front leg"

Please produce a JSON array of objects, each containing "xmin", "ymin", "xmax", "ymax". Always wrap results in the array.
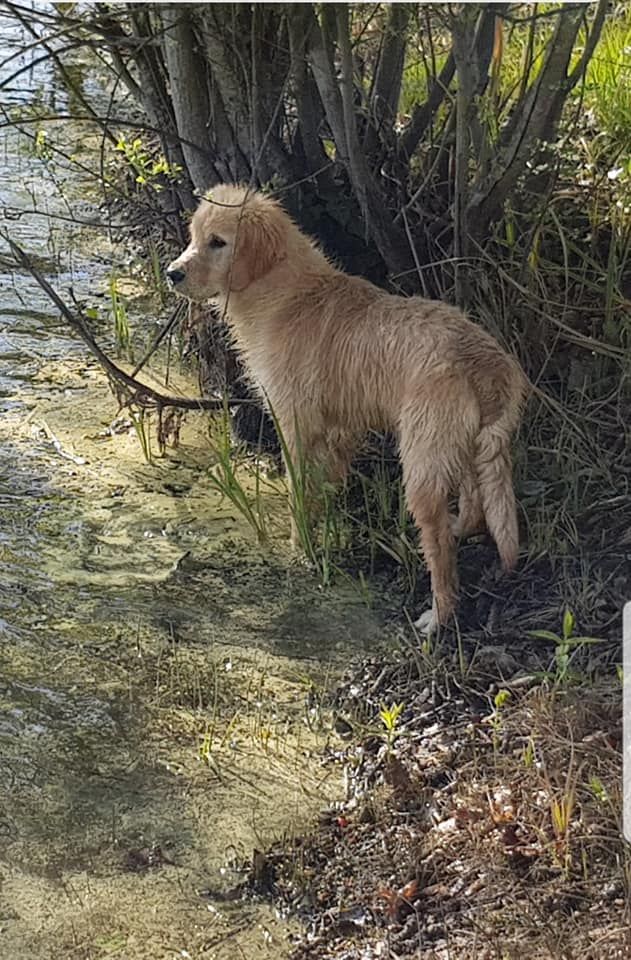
[
  {"xmin": 281, "ymin": 422, "xmax": 355, "ymax": 555},
  {"xmin": 283, "ymin": 430, "xmax": 346, "ymax": 555},
  {"xmin": 279, "ymin": 425, "xmax": 317, "ymax": 554},
  {"xmin": 285, "ymin": 465, "xmax": 305, "ymax": 552}
]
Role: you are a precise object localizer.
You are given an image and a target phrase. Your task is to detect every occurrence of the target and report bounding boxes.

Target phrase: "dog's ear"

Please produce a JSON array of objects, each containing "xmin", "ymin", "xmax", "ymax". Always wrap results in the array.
[{"xmin": 230, "ymin": 204, "xmax": 286, "ymax": 291}]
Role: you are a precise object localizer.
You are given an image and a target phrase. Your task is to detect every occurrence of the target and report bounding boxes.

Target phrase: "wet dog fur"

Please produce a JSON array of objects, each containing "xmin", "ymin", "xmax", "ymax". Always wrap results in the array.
[{"xmin": 167, "ymin": 185, "xmax": 527, "ymax": 632}]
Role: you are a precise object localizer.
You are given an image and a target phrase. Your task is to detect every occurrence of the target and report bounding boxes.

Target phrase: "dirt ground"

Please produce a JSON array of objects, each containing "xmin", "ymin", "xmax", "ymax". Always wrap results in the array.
[
  {"xmin": 0, "ymin": 353, "xmax": 393, "ymax": 960},
  {"xmin": 263, "ymin": 649, "xmax": 627, "ymax": 960}
]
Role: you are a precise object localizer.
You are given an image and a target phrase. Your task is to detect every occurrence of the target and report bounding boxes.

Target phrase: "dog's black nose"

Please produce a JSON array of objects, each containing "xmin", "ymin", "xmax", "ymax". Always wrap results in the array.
[{"xmin": 167, "ymin": 268, "xmax": 186, "ymax": 285}]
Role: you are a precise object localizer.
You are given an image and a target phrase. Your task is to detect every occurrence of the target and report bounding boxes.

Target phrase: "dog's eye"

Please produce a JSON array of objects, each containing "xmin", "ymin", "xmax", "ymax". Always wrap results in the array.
[{"xmin": 208, "ymin": 235, "xmax": 226, "ymax": 250}]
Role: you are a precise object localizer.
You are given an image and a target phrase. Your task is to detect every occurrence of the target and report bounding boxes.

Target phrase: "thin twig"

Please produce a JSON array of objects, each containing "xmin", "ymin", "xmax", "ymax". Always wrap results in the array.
[
  {"xmin": 129, "ymin": 301, "xmax": 186, "ymax": 379},
  {"xmin": 3, "ymin": 232, "xmax": 255, "ymax": 411}
]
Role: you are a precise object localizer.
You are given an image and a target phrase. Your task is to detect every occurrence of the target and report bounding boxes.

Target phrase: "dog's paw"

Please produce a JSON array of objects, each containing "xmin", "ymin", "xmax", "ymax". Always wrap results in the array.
[{"xmin": 413, "ymin": 608, "xmax": 439, "ymax": 636}]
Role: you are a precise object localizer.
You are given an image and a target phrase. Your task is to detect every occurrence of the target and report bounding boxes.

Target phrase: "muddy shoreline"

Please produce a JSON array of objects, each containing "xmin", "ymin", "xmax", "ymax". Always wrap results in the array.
[{"xmin": 0, "ymin": 348, "xmax": 400, "ymax": 959}]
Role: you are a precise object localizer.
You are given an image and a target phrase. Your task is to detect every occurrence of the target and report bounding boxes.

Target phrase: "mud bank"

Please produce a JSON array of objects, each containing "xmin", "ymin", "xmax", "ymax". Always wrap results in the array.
[{"xmin": 0, "ymin": 347, "xmax": 391, "ymax": 959}]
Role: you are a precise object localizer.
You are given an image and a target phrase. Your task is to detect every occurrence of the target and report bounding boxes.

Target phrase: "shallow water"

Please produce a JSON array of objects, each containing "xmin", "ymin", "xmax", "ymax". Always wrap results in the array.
[{"xmin": 0, "ymin": 17, "xmax": 388, "ymax": 958}]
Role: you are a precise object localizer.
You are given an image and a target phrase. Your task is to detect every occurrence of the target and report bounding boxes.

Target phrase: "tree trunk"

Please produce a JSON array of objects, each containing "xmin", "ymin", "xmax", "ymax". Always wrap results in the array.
[
  {"xmin": 467, "ymin": 5, "xmax": 592, "ymax": 239},
  {"xmin": 161, "ymin": 5, "xmax": 218, "ymax": 193}
]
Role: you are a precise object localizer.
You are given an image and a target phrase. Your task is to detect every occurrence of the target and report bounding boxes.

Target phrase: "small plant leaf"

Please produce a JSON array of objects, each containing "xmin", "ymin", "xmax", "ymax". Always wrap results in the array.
[
  {"xmin": 494, "ymin": 688, "xmax": 511, "ymax": 709},
  {"xmin": 562, "ymin": 609, "xmax": 575, "ymax": 641},
  {"xmin": 568, "ymin": 636, "xmax": 605, "ymax": 645},
  {"xmin": 379, "ymin": 702, "xmax": 404, "ymax": 733},
  {"xmin": 528, "ymin": 629, "xmax": 562, "ymax": 643}
]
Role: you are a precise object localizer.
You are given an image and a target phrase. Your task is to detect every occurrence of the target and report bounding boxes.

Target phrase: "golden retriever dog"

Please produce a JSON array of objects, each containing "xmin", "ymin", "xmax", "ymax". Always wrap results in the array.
[{"xmin": 167, "ymin": 185, "xmax": 527, "ymax": 633}]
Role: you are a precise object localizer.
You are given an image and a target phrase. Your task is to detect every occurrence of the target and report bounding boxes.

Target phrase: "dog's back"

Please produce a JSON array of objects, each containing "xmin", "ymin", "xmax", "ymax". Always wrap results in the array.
[{"xmin": 254, "ymin": 272, "xmax": 525, "ymax": 448}]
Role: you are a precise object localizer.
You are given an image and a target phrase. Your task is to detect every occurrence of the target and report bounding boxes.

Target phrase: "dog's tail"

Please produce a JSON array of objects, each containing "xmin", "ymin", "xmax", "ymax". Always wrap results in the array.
[
  {"xmin": 475, "ymin": 359, "xmax": 527, "ymax": 570},
  {"xmin": 475, "ymin": 422, "xmax": 520, "ymax": 571}
]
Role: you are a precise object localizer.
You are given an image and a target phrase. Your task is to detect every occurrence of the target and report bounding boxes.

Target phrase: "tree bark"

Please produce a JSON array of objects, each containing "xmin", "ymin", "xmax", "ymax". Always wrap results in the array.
[
  {"xmin": 161, "ymin": 5, "xmax": 218, "ymax": 193},
  {"xmin": 305, "ymin": 4, "xmax": 409, "ymax": 275},
  {"xmin": 364, "ymin": 3, "xmax": 410, "ymax": 157},
  {"xmin": 197, "ymin": 4, "xmax": 256, "ymax": 177},
  {"xmin": 287, "ymin": 4, "xmax": 330, "ymax": 179}
]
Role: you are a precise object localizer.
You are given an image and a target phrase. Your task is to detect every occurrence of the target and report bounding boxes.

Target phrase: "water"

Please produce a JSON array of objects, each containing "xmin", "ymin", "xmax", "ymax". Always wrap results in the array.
[{"xmin": 0, "ymin": 14, "xmax": 385, "ymax": 958}]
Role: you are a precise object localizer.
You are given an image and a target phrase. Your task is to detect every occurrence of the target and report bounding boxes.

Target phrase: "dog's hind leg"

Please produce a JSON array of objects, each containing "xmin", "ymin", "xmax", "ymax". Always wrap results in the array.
[
  {"xmin": 399, "ymin": 379, "xmax": 479, "ymax": 634},
  {"xmin": 322, "ymin": 429, "xmax": 359, "ymax": 484},
  {"xmin": 451, "ymin": 467, "xmax": 485, "ymax": 538},
  {"xmin": 400, "ymin": 441, "xmax": 460, "ymax": 634},
  {"xmin": 408, "ymin": 485, "xmax": 458, "ymax": 635}
]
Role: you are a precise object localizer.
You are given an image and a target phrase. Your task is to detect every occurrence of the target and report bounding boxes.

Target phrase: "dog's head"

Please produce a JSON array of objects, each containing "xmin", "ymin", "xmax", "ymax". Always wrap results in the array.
[{"xmin": 166, "ymin": 185, "xmax": 288, "ymax": 301}]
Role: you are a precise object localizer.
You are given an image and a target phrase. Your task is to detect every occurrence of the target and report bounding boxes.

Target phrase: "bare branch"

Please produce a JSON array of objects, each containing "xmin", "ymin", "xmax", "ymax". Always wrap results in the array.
[
  {"xmin": 398, "ymin": 51, "xmax": 455, "ymax": 161},
  {"xmin": 3, "ymin": 234, "xmax": 255, "ymax": 412},
  {"xmin": 287, "ymin": 4, "xmax": 329, "ymax": 177},
  {"xmin": 336, "ymin": 4, "xmax": 367, "ymax": 212},
  {"xmin": 568, "ymin": 0, "xmax": 607, "ymax": 87},
  {"xmin": 467, "ymin": 4, "xmax": 587, "ymax": 239},
  {"xmin": 451, "ymin": 5, "xmax": 479, "ymax": 305},
  {"xmin": 304, "ymin": 4, "xmax": 409, "ymax": 274},
  {"xmin": 94, "ymin": 4, "xmax": 194, "ymax": 207},
  {"xmin": 366, "ymin": 3, "xmax": 410, "ymax": 151},
  {"xmin": 304, "ymin": 4, "xmax": 350, "ymax": 165}
]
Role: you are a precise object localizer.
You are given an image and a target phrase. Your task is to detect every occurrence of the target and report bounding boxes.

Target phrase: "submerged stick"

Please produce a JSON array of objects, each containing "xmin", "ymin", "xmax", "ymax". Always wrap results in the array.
[{"xmin": 2, "ymin": 232, "xmax": 255, "ymax": 412}]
